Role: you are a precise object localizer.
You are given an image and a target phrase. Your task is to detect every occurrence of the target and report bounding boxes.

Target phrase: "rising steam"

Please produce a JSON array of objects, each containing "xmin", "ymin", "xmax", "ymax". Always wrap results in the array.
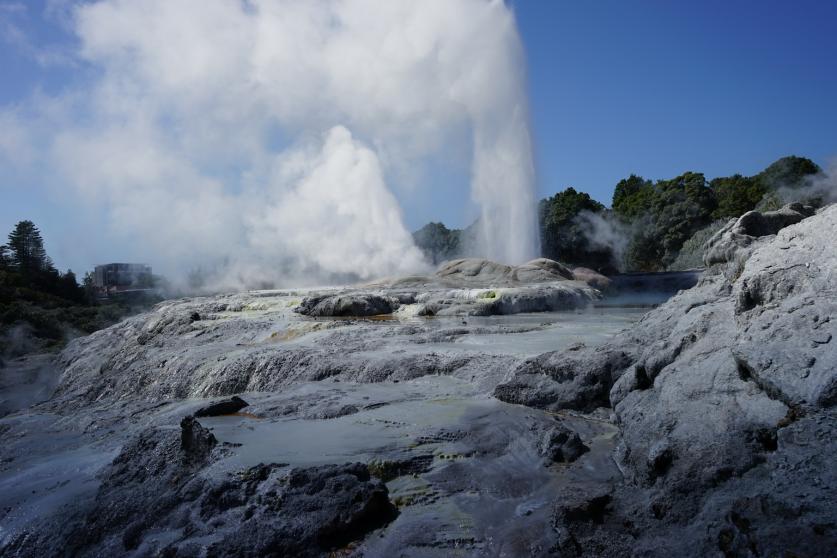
[{"xmin": 0, "ymin": 0, "xmax": 538, "ymax": 288}]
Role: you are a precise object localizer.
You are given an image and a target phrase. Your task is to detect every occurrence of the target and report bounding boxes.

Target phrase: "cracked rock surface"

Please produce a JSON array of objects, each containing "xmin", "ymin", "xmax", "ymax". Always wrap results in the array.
[{"xmin": 497, "ymin": 203, "xmax": 837, "ymax": 556}]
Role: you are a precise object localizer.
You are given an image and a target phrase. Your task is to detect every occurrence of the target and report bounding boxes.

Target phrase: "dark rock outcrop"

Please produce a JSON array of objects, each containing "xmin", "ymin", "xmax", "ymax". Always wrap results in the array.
[
  {"xmin": 194, "ymin": 395, "xmax": 249, "ymax": 417},
  {"xmin": 539, "ymin": 425, "xmax": 588, "ymax": 464},
  {"xmin": 494, "ymin": 347, "xmax": 633, "ymax": 412},
  {"xmin": 5, "ymin": 418, "xmax": 396, "ymax": 558},
  {"xmin": 295, "ymin": 293, "xmax": 397, "ymax": 317},
  {"xmin": 179, "ymin": 415, "xmax": 218, "ymax": 461},
  {"xmin": 204, "ymin": 463, "xmax": 397, "ymax": 558}
]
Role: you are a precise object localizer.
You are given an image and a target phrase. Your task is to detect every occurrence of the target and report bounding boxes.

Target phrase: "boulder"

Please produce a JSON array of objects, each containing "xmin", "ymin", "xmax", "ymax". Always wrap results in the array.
[
  {"xmin": 571, "ymin": 267, "xmax": 611, "ymax": 291},
  {"xmin": 539, "ymin": 425, "xmax": 589, "ymax": 464},
  {"xmin": 494, "ymin": 347, "xmax": 634, "ymax": 412},
  {"xmin": 179, "ymin": 415, "xmax": 217, "ymax": 462},
  {"xmin": 435, "ymin": 258, "xmax": 516, "ymax": 285},
  {"xmin": 515, "ymin": 258, "xmax": 575, "ymax": 282},
  {"xmin": 434, "ymin": 257, "xmax": 574, "ymax": 286},
  {"xmin": 193, "ymin": 395, "xmax": 249, "ymax": 417},
  {"xmin": 295, "ymin": 293, "xmax": 397, "ymax": 317},
  {"xmin": 703, "ymin": 202, "xmax": 816, "ymax": 265}
]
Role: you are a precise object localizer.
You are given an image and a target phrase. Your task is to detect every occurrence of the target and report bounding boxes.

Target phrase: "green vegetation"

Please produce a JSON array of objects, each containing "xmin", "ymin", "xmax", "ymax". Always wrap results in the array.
[
  {"xmin": 412, "ymin": 155, "xmax": 824, "ymax": 273},
  {"xmin": 610, "ymin": 156, "xmax": 820, "ymax": 270},
  {"xmin": 538, "ymin": 188, "xmax": 617, "ymax": 272},
  {"xmin": 412, "ymin": 222, "xmax": 462, "ymax": 265},
  {"xmin": 0, "ymin": 221, "xmax": 157, "ymax": 357},
  {"xmin": 615, "ymin": 171, "xmax": 718, "ymax": 270},
  {"xmin": 412, "ymin": 220, "xmax": 480, "ymax": 266},
  {"xmin": 711, "ymin": 174, "xmax": 765, "ymax": 219}
]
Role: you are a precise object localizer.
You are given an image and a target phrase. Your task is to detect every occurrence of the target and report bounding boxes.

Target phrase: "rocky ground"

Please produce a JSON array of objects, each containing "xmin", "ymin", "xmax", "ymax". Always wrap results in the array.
[
  {"xmin": 497, "ymin": 202, "xmax": 837, "ymax": 556},
  {"xmin": 0, "ymin": 205, "xmax": 834, "ymax": 557}
]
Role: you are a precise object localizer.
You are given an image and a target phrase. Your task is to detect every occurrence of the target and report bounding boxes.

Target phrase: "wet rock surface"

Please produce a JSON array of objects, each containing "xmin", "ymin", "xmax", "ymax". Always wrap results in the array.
[
  {"xmin": 4, "ymin": 416, "xmax": 396, "ymax": 558},
  {"xmin": 1, "ymin": 207, "xmax": 835, "ymax": 556},
  {"xmin": 0, "ymin": 301, "xmax": 635, "ymax": 556}
]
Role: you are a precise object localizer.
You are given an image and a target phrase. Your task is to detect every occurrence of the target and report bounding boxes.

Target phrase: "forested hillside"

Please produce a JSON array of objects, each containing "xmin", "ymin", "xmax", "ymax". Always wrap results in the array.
[{"xmin": 413, "ymin": 155, "xmax": 825, "ymax": 272}]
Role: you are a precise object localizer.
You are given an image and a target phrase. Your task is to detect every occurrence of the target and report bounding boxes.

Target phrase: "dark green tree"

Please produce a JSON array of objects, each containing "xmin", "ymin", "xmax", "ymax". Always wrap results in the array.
[
  {"xmin": 539, "ymin": 188, "xmax": 616, "ymax": 271},
  {"xmin": 710, "ymin": 174, "xmax": 765, "ymax": 219},
  {"xmin": 649, "ymin": 172, "xmax": 717, "ymax": 267},
  {"xmin": 7, "ymin": 220, "xmax": 54, "ymax": 277},
  {"xmin": 756, "ymin": 156, "xmax": 821, "ymax": 190},
  {"xmin": 0, "ymin": 244, "xmax": 9, "ymax": 270},
  {"xmin": 612, "ymin": 175, "xmax": 654, "ymax": 220},
  {"xmin": 413, "ymin": 222, "xmax": 461, "ymax": 265},
  {"xmin": 82, "ymin": 271, "xmax": 97, "ymax": 301},
  {"xmin": 624, "ymin": 220, "xmax": 664, "ymax": 272},
  {"xmin": 612, "ymin": 172, "xmax": 717, "ymax": 270},
  {"xmin": 57, "ymin": 269, "xmax": 85, "ymax": 303}
]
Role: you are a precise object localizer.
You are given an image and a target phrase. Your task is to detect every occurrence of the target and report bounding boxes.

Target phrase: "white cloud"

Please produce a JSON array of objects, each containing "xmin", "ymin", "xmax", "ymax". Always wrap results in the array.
[{"xmin": 0, "ymin": 108, "xmax": 35, "ymax": 168}]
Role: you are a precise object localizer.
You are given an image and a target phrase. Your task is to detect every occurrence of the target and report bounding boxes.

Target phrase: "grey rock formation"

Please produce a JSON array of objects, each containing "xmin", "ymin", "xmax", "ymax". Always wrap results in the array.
[
  {"xmin": 4, "ymin": 416, "xmax": 396, "ymax": 558},
  {"xmin": 435, "ymin": 257, "xmax": 574, "ymax": 286},
  {"xmin": 2, "ymin": 207, "xmax": 834, "ymax": 557},
  {"xmin": 295, "ymin": 293, "xmax": 398, "ymax": 317},
  {"xmin": 494, "ymin": 345, "xmax": 632, "ymax": 411},
  {"xmin": 703, "ymin": 202, "xmax": 816, "ymax": 265},
  {"xmin": 539, "ymin": 425, "xmax": 589, "ymax": 464},
  {"xmin": 416, "ymin": 283, "xmax": 599, "ymax": 317},
  {"xmin": 498, "ymin": 203, "xmax": 837, "ymax": 556},
  {"xmin": 571, "ymin": 267, "xmax": 611, "ymax": 291}
]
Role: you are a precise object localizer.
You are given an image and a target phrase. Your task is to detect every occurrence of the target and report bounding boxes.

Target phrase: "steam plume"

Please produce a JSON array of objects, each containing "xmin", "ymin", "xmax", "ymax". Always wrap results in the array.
[{"xmin": 0, "ymin": 0, "xmax": 538, "ymax": 287}]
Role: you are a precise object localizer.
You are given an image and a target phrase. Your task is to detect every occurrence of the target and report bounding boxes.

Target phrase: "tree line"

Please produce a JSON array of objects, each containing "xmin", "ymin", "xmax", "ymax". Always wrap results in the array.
[
  {"xmin": 0, "ymin": 221, "xmax": 147, "ymax": 357},
  {"xmin": 413, "ymin": 155, "xmax": 823, "ymax": 272},
  {"xmin": 0, "ymin": 220, "xmax": 89, "ymax": 304}
]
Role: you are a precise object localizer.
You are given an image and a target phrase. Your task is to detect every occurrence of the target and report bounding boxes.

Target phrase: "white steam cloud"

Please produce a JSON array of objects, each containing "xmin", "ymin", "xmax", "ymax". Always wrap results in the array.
[
  {"xmin": 1, "ymin": 0, "xmax": 538, "ymax": 288},
  {"xmin": 775, "ymin": 160, "xmax": 837, "ymax": 206}
]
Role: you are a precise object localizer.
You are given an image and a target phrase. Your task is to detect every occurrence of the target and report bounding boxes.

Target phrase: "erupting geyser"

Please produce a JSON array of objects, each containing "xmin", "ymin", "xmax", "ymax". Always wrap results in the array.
[{"xmin": 8, "ymin": 0, "xmax": 539, "ymax": 287}]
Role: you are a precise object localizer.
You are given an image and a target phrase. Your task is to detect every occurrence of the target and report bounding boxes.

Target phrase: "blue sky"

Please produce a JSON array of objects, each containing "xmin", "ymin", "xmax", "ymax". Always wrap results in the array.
[
  {"xmin": 514, "ymin": 0, "xmax": 837, "ymax": 204},
  {"xmin": 1, "ymin": 0, "xmax": 836, "ymax": 274}
]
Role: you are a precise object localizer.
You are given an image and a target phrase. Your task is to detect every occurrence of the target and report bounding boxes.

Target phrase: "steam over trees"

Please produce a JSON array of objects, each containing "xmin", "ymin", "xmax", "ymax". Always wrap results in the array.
[
  {"xmin": 612, "ymin": 156, "xmax": 820, "ymax": 270},
  {"xmin": 538, "ymin": 188, "xmax": 616, "ymax": 272},
  {"xmin": 412, "ymin": 223, "xmax": 461, "ymax": 265},
  {"xmin": 615, "ymin": 172, "xmax": 717, "ymax": 270},
  {"xmin": 412, "ymin": 155, "xmax": 824, "ymax": 273},
  {"xmin": 610, "ymin": 157, "xmax": 820, "ymax": 270}
]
